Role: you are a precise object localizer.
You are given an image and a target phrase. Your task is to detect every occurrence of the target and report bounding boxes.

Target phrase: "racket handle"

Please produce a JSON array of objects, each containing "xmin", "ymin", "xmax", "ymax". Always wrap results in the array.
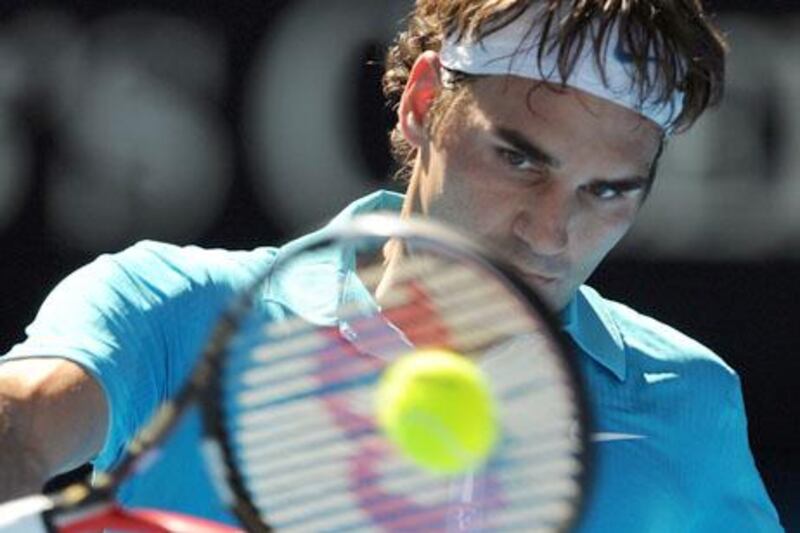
[
  {"xmin": 0, "ymin": 494, "xmax": 54, "ymax": 533},
  {"xmin": 57, "ymin": 504, "xmax": 243, "ymax": 533}
]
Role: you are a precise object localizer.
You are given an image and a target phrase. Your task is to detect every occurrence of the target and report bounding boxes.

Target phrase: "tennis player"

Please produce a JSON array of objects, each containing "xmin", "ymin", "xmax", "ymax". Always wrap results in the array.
[{"xmin": 0, "ymin": 0, "xmax": 785, "ymax": 530}]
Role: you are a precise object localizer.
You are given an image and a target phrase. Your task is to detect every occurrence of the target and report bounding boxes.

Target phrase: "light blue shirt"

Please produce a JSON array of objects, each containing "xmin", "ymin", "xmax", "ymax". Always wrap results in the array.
[{"xmin": 3, "ymin": 190, "xmax": 783, "ymax": 531}]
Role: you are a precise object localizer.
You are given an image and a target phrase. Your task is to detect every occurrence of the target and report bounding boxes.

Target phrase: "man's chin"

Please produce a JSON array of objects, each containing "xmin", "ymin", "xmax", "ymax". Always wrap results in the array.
[{"xmin": 522, "ymin": 278, "xmax": 568, "ymax": 312}]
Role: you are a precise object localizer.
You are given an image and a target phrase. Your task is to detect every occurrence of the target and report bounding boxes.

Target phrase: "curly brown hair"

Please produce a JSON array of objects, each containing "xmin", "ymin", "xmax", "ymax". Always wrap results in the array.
[{"xmin": 383, "ymin": 0, "xmax": 727, "ymax": 179}]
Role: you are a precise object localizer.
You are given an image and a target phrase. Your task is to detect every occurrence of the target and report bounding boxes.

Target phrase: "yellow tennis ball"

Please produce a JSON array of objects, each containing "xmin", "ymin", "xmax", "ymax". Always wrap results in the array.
[{"xmin": 376, "ymin": 348, "xmax": 498, "ymax": 474}]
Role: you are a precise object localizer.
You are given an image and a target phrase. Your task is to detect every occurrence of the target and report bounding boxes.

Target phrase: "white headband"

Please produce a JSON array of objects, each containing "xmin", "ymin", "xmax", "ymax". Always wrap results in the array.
[{"xmin": 438, "ymin": 5, "xmax": 684, "ymax": 131}]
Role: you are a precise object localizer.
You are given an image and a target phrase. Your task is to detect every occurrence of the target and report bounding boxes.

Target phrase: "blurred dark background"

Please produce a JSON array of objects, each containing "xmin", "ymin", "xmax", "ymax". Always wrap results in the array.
[{"xmin": 0, "ymin": 0, "xmax": 797, "ymax": 528}]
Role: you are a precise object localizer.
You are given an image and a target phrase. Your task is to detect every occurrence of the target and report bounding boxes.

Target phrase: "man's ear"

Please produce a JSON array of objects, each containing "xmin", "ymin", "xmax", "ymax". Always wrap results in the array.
[{"xmin": 397, "ymin": 51, "xmax": 442, "ymax": 147}]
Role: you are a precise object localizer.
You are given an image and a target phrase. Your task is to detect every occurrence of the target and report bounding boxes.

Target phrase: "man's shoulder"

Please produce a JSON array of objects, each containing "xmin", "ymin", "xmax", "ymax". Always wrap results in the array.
[
  {"xmin": 581, "ymin": 286, "xmax": 740, "ymax": 392},
  {"xmin": 27, "ymin": 240, "xmax": 283, "ymax": 322},
  {"xmin": 113, "ymin": 240, "xmax": 278, "ymax": 273},
  {"xmin": 104, "ymin": 240, "xmax": 280, "ymax": 292}
]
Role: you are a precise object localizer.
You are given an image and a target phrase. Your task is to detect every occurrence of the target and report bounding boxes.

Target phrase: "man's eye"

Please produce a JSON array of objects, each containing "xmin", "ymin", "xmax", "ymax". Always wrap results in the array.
[
  {"xmin": 496, "ymin": 148, "xmax": 535, "ymax": 171},
  {"xmin": 584, "ymin": 182, "xmax": 644, "ymax": 201},
  {"xmin": 587, "ymin": 184, "xmax": 622, "ymax": 200}
]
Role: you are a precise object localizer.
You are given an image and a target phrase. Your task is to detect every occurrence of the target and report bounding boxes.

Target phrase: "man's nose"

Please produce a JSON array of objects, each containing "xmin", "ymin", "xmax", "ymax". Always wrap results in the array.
[{"xmin": 512, "ymin": 188, "xmax": 571, "ymax": 256}]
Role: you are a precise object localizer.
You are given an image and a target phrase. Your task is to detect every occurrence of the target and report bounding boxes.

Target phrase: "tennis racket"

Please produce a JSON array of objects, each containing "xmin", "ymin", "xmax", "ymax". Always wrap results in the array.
[{"xmin": 0, "ymin": 213, "xmax": 592, "ymax": 532}]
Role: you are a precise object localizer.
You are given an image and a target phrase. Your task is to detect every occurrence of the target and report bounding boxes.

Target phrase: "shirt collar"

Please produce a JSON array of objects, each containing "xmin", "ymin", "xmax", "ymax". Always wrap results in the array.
[
  {"xmin": 265, "ymin": 189, "xmax": 404, "ymax": 326},
  {"xmin": 328, "ymin": 189, "xmax": 405, "ymax": 227},
  {"xmin": 561, "ymin": 285, "xmax": 627, "ymax": 381}
]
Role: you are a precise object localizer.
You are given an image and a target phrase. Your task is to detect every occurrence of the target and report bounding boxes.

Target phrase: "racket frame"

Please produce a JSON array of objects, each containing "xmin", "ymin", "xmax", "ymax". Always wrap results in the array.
[{"xmin": 198, "ymin": 213, "xmax": 595, "ymax": 533}]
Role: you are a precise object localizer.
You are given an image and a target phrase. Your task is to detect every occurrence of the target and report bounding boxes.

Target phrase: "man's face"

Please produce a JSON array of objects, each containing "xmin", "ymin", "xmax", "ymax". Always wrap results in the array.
[{"xmin": 405, "ymin": 73, "xmax": 663, "ymax": 311}]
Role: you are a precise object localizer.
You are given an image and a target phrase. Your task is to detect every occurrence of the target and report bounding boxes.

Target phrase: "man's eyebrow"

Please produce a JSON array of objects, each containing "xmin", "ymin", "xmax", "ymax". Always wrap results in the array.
[{"xmin": 492, "ymin": 127, "xmax": 562, "ymax": 168}]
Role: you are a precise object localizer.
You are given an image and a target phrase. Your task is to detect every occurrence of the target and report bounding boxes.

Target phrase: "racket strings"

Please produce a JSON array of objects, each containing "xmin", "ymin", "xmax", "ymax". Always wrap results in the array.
[
  {"xmin": 235, "ymin": 392, "xmax": 575, "ymax": 487},
  {"xmin": 268, "ymin": 454, "xmax": 582, "ymax": 533},
  {"xmin": 244, "ymin": 256, "xmax": 547, "ymax": 377},
  {"xmin": 232, "ymin": 344, "xmax": 575, "ymax": 450},
  {"xmin": 242, "ymin": 432, "xmax": 581, "ymax": 517},
  {"xmin": 231, "ymin": 267, "xmax": 570, "ymax": 434},
  {"xmin": 241, "ymin": 285, "xmax": 517, "ymax": 377},
  {"xmin": 255, "ymin": 253, "xmax": 529, "ymax": 353},
  {"xmin": 221, "ymin": 241, "xmax": 585, "ymax": 531},
  {"xmin": 234, "ymin": 269, "xmax": 543, "ymax": 414}
]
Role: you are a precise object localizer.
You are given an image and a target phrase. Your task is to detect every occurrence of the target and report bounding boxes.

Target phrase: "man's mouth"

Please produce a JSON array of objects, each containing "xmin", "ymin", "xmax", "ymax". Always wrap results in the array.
[{"xmin": 514, "ymin": 266, "xmax": 561, "ymax": 285}]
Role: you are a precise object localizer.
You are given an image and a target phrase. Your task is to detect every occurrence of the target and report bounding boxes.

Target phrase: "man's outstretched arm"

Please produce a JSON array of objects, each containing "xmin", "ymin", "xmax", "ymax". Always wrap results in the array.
[{"xmin": 0, "ymin": 357, "xmax": 108, "ymax": 502}]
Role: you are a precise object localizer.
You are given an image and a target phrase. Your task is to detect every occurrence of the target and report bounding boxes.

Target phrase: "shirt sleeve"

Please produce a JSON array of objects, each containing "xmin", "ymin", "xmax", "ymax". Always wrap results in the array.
[
  {"xmin": 2, "ymin": 240, "xmax": 272, "ymax": 472},
  {"xmin": 692, "ymin": 374, "xmax": 785, "ymax": 532}
]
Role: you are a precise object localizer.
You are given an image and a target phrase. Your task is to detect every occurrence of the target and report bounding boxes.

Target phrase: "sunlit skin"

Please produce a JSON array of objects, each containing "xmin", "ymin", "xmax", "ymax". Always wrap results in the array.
[{"xmin": 394, "ymin": 51, "xmax": 663, "ymax": 311}]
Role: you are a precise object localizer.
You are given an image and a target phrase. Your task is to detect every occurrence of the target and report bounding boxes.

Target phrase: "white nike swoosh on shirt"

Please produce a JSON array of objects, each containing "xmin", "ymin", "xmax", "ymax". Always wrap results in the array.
[
  {"xmin": 643, "ymin": 371, "xmax": 680, "ymax": 384},
  {"xmin": 591, "ymin": 432, "xmax": 647, "ymax": 442}
]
